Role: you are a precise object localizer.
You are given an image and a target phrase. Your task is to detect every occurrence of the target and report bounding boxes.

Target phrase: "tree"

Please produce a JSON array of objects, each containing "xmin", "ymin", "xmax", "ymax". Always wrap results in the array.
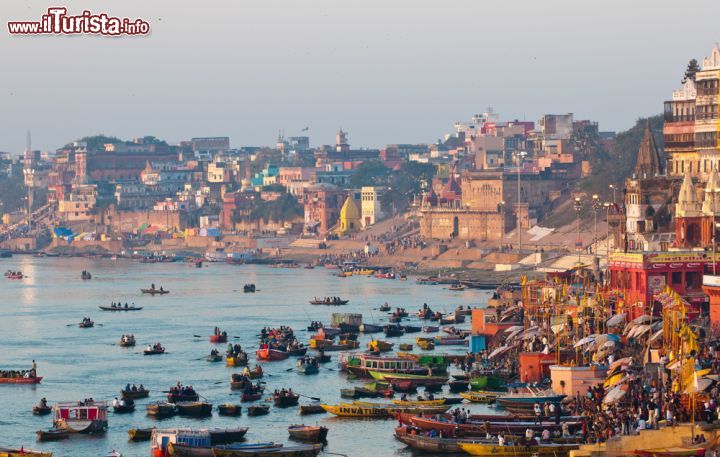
[
  {"xmin": 249, "ymin": 193, "xmax": 303, "ymax": 223},
  {"xmin": 682, "ymin": 59, "xmax": 701, "ymax": 84},
  {"xmin": 381, "ymin": 161, "xmax": 436, "ymax": 213},
  {"xmin": 350, "ymin": 161, "xmax": 390, "ymax": 187}
]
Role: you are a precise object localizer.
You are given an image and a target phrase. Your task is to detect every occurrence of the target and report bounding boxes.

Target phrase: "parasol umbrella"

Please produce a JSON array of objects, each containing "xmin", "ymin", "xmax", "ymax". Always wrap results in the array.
[
  {"xmin": 504, "ymin": 325, "xmax": 524, "ymax": 333},
  {"xmin": 603, "ymin": 372, "xmax": 625, "ymax": 388},
  {"xmin": 647, "ymin": 329, "xmax": 663, "ymax": 344},
  {"xmin": 609, "ymin": 357, "xmax": 633, "ymax": 372},
  {"xmin": 686, "ymin": 377, "xmax": 713, "ymax": 394},
  {"xmin": 628, "ymin": 324, "xmax": 652, "ymax": 338},
  {"xmin": 488, "ymin": 345, "xmax": 511, "ymax": 359},
  {"xmin": 595, "ymin": 333, "xmax": 621, "ymax": 347},
  {"xmin": 573, "ymin": 334, "xmax": 597, "ymax": 348},
  {"xmin": 603, "ymin": 384, "xmax": 627, "ymax": 404},
  {"xmin": 606, "ymin": 313, "xmax": 626, "ymax": 327}
]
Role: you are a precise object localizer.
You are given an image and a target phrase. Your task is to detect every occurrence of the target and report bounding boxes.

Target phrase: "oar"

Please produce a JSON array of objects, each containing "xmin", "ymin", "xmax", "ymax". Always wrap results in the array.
[
  {"xmin": 193, "ymin": 335, "xmax": 202, "ymax": 338},
  {"xmin": 286, "ymin": 367, "xmax": 295, "ymax": 372},
  {"xmin": 297, "ymin": 393, "xmax": 321, "ymax": 401}
]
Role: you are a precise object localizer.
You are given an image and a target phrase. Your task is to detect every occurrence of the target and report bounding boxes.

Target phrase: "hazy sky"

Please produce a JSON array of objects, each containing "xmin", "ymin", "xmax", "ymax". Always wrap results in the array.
[{"xmin": 1, "ymin": 0, "xmax": 719, "ymax": 153}]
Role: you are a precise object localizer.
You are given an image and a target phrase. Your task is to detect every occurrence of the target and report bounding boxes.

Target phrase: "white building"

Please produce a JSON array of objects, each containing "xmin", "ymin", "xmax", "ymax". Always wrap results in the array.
[{"xmin": 361, "ymin": 186, "xmax": 384, "ymax": 227}]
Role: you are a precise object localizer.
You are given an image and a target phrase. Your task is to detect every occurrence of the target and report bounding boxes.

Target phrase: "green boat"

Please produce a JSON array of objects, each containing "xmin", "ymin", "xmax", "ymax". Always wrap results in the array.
[
  {"xmin": 368, "ymin": 370, "xmax": 448, "ymax": 383},
  {"xmin": 469, "ymin": 375, "xmax": 506, "ymax": 391}
]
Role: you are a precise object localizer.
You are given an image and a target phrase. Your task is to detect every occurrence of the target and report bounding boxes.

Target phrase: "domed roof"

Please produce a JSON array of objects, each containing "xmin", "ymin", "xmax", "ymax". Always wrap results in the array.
[{"xmin": 339, "ymin": 196, "xmax": 360, "ymax": 220}]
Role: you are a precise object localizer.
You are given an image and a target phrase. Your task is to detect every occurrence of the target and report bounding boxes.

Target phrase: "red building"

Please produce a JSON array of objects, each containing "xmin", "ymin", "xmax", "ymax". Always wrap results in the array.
[{"xmin": 609, "ymin": 251, "xmax": 714, "ymax": 320}]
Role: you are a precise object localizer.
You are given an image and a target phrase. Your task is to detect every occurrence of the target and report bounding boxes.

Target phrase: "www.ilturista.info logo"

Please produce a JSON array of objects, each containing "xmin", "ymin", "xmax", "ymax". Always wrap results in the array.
[{"xmin": 8, "ymin": 7, "xmax": 150, "ymax": 36}]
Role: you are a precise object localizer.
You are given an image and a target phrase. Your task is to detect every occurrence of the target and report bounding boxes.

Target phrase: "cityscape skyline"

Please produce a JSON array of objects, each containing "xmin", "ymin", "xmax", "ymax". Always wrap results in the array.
[{"xmin": 2, "ymin": 0, "xmax": 720, "ymax": 153}]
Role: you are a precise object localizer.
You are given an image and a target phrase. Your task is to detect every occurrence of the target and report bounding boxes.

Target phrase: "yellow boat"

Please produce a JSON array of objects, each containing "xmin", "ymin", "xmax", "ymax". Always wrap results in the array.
[
  {"xmin": 0, "ymin": 448, "xmax": 52, "ymax": 457},
  {"xmin": 337, "ymin": 271, "xmax": 353, "ymax": 277},
  {"xmin": 458, "ymin": 442, "xmax": 579, "ymax": 456},
  {"xmin": 320, "ymin": 403, "xmax": 389, "ymax": 417},
  {"xmin": 355, "ymin": 269, "xmax": 375, "ymax": 275},
  {"xmin": 415, "ymin": 337, "xmax": 435, "ymax": 350},
  {"xmin": 460, "ymin": 391, "xmax": 502, "ymax": 403},
  {"xmin": 390, "ymin": 398, "xmax": 446, "ymax": 406},
  {"xmin": 350, "ymin": 401, "xmax": 451, "ymax": 415},
  {"xmin": 368, "ymin": 340, "xmax": 393, "ymax": 352}
]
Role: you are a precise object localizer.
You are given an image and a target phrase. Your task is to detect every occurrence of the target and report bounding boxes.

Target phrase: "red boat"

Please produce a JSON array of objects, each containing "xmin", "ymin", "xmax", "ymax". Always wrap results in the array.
[
  {"xmin": 210, "ymin": 334, "xmax": 228, "ymax": 343},
  {"xmin": 0, "ymin": 376, "xmax": 43, "ymax": 384},
  {"xmin": 256, "ymin": 348, "xmax": 289, "ymax": 361}
]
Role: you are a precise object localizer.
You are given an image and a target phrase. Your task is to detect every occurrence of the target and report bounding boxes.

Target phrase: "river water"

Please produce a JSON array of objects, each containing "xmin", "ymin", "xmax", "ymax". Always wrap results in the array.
[{"xmin": 0, "ymin": 256, "xmax": 495, "ymax": 457}]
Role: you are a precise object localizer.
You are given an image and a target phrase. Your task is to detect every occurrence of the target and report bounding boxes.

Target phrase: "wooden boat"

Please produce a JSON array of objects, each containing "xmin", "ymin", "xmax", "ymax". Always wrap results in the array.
[
  {"xmin": 113, "ymin": 402, "xmax": 136, "ymax": 414},
  {"xmin": 246, "ymin": 405, "xmax": 270, "ymax": 416},
  {"xmin": 384, "ymin": 325, "xmax": 405, "ymax": 337},
  {"xmin": 458, "ymin": 441, "xmax": 579, "ymax": 456},
  {"xmin": 469, "ymin": 374, "xmax": 507, "ymax": 391},
  {"xmin": 243, "ymin": 284, "xmax": 256, "ymax": 293},
  {"xmin": 207, "ymin": 353, "xmax": 223, "ymax": 362},
  {"xmin": 415, "ymin": 338, "xmax": 435, "ymax": 350},
  {"xmin": 341, "ymin": 387, "xmax": 380, "ymax": 399},
  {"xmin": 0, "ymin": 376, "xmax": 42, "ymax": 384},
  {"xmin": 121, "ymin": 388, "xmax": 149, "ymax": 399},
  {"xmin": 242, "ymin": 365, "xmax": 264, "ymax": 379},
  {"xmin": 403, "ymin": 325, "xmax": 422, "ymax": 333},
  {"xmin": 143, "ymin": 347, "xmax": 165, "ymax": 355},
  {"xmin": 448, "ymin": 283, "xmax": 466, "ymax": 291},
  {"xmin": 461, "ymin": 390, "xmax": 502, "ymax": 403},
  {"xmin": 296, "ymin": 360, "xmax": 319, "ymax": 375},
  {"xmin": 210, "ymin": 334, "xmax": 228, "ymax": 343},
  {"xmin": 128, "ymin": 427, "xmax": 154, "ymax": 441},
  {"xmin": 286, "ymin": 347, "xmax": 308, "ymax": 357},
  {"xmin": 212, "ymin": 444, "xmax": 323, "ymax": 457},
  {"xmin": 449, "ymin": 380, "xmax": 469, "ymax": 392},
  {"xmin": 320, "ymin": 403, "xmax": 389, "ymax": 418},
  {"xmin": 256, "ymin": 348, "xmax": 289, "ymax": 361},
  {"xmin": 217, "ymin": 404, "xmax": 242, "ymax": 416},
  {"xmin": 394, "ymin": 426, "xmax": 463, "ymax": 453},
  {"xmin": 360, "ymin": 323, "xmax": 383, "ymax": 333},
  {"xmin": 368, "ymin": 340, "xmax": 393, "ymax": 353},
  {"xmin": 434, "ymin": 336, "xmax": 468, "ymax": 346},
  {"xmin": 170, "ymin": 441, "xmax": 280, "ymax": 457},
  {"xmin": 119, "ymin": 335, "xmax": 136, "ymax": 347},
  {"xmin": 226, "ymin": 353, "xmax": 248, "ymax": 367},
  {"xmin": 496, "ymin": 393, "xmax": 566, "ymax": 407},
  {"xmin": 176, "ymin": 401, "xmax": 213, "ymax": 417},
  {"xmin": 274, "ymin": 392, "xmax": 299, "ymax": 407},
  {"xmin": 390, "ymin": 398, "xmax": 446, "ymax": 406},
  {"xmin": 630, "ymin": 448, "xmax": 708, "ymax": 457},
  {"xmin": 309, "ymin": 298, "xmax": 349, "ymax": 305},
  {"xmin": 99, "ymin": 305, "xmax": 142, "ymax": 311},
  {"xmin": 390, "ymin": 381, "xmax": 418, "ymax": 392},
  {"xmin": 53, "ymin": 400, "xmax": 108, "ymax": 433},
  {"xmin": 0, "ymin": 447, "xmax": 52, "ymax": 457},
  {"xmin": 299, "ymin": 404, "xmax": 326, "ymax": 415},
  {"xmin": 343, "ymin": 354, "xmax": 429, "ymax": 377},
  {"xmin": 398, "ymin": 343, "xmax": 413, "ymax": 351},
  {"xmin": 422, "ymin": 326, "xmax": 440, "ymax": 333},
  {"xmin": 352, "ymin": 401, "xmax": 451, "ymax": 415},
  {"xmin": 78, "ymin": 320, "xmax": 94, "ymax": 328},
  {"xmin": 370, "ymin": 371, "xmax": 447, "ymax": 385},
  {"xmin": 209, "ymin": 427, "xmax": 249, "ymax": 444},
  {"xmin": 379, "ymin": 303, "xmax": 391, "ymax": 312},
  {"xmin": 410, "ymin": 415, "xmax": 580, "ymax": 435},
  {"xmin": 33, "ymin": 405, "xmax": 52, "ymax": 415},
  {"xmin": 141, "ymin": 288, "xmax": 169, "ymax": 295},
  {"xmin": 36, "ymin": 429, "xmax": 68, "ymax": 442},
  {"xmin": 288, "ymin": 425, "xmax": 328, "ymax": 442},
  {"xmin": 146, "ymin": 402, "xmax": 177, "ymax": 417}
]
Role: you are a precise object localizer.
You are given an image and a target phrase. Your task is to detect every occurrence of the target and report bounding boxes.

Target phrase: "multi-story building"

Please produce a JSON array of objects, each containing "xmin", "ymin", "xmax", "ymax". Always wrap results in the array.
[
  {"xmin": 58, "ymin": 184, "xmax": 97, "ymax": 222},
  {"xmin": 665, "ymin": 45, "xmax": 720, "ymax": 178},
  {"xmin": 360, "ymin": 186, "xmax": 384, "ymax": 227},
  {"xmin": 302, "ymin": 183, "xmax": 345, "ymax": 234}
]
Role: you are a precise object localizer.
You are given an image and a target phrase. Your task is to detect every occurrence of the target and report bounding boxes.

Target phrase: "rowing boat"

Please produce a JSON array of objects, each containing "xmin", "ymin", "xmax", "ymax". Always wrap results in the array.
[
  {"xmin": 217, "ymin": 404, "xmax": 242, "ymax": 416},
  {"xmin": 0, "ymin": 376, "xmax": 43, "ymax": 384},
  {"xmin": 255, "ymin": 348, "xmax": 289, "ymax": 361},
  {"xmin": 369, "ymin": 371, "xmax": 448, "ymax": 385},
  {"xmin": 0, "ymin": 447, "xmax": 52, "ymax": 457},
  {"xmin": 176, "ymin": 401, "xmax": 212, "ymax": 417},
  {"xmin": 394, "ymin": 426, "xmax": 463, "ymax": 453},
  {"xmin": 99, "ymin": 306, "xmax": 143, "ymax": 311},
  {"xmin": 121, "ymin": 388, "xmax": 149, "ymax": 399},
  {"xmin": 299, "ymin": 404, "xmax": 326, "ymax": 415},
  {"xmin": 288, "ymin": 425, "xmax": 329, "ymax": 442},
  {"xmin": 212, "ymin": 444, "xmax": 323, "ymax": 457},
  {"xmin": 36, "ymin": 429, "xmax": 68, "ymax": 442},
  {"xmin": 141, "ymin": 288, "xmax": 169, "ymax": 295},
  {"xmin": 128, "ymin": 427, "xmax": 154, "ymax": 441},
  {"xmin": 367, "ymin": 340, "xmax": 393, "ymax": 353},
  {"xmin": 460, "ymin": 390, "xmax": 502, "ymax": 403},
  {"xmin": 458, "ymin": 441, "xmax": 579, "ymax": 456}
]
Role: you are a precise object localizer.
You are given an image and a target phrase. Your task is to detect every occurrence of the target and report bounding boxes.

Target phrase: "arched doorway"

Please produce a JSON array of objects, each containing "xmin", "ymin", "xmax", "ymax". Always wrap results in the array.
[{"xmin": 452, "ymin": 216, "xmax": 459, "ymax": 238}]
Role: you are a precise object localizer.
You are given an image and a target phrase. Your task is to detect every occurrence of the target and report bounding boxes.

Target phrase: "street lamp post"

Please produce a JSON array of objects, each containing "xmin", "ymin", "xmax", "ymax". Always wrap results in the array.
[
  {"xmin": 574, "ymin": 197, "xmax": 583, "ymax": 265},
  {"xmin": 609, "ymin": 184, "xmax": 617, "ymax": 206},
  {"xmin": 592, "ymin": 194, "xmax": 601, "ymax": 258},
  {"xmin": 603, "ymin": 202, "xmax": 612, "ymax": 285},
  {"xmin": 498, "ymin": 201, "xmax": 505, "ymax": 252},
  {"xmin": 514, "ymin": 151, "xmax": 527, "ymax": 253}
]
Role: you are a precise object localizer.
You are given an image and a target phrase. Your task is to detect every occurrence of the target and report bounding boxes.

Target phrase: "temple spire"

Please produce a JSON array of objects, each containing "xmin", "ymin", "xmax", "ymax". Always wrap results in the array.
[
  {"xmin": 676, "ymin": 173, "xmax": 702, "ymax": 218},
  {"xmin": 635, "ymin": 122, "xmax": 662, "ymax": 178}
]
